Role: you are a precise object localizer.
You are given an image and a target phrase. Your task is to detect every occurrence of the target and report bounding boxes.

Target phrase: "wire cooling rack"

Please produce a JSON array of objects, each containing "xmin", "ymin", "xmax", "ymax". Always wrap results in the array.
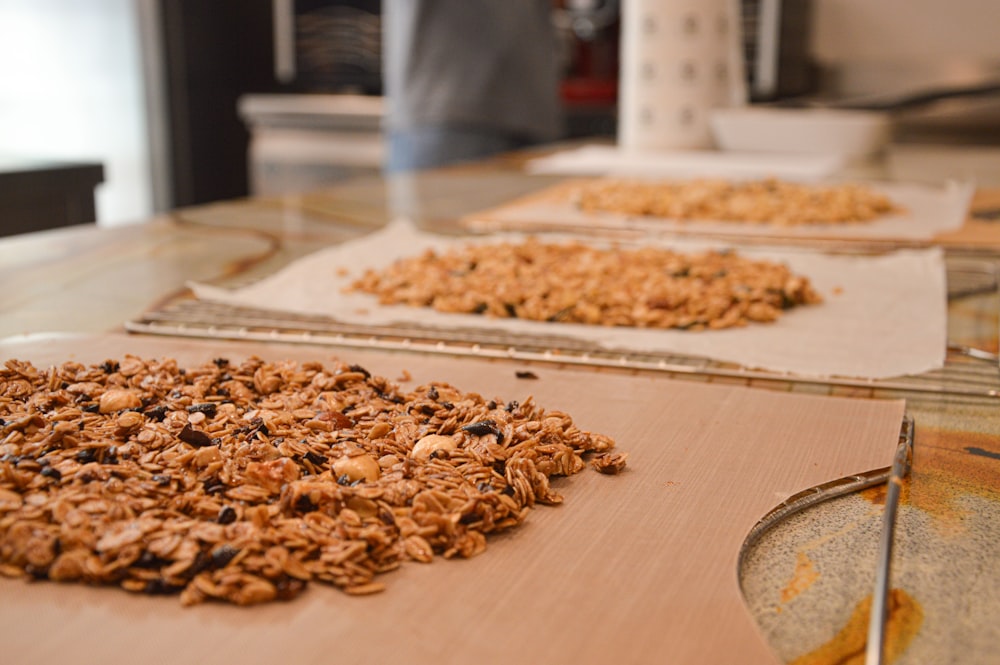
[
  {"xmin": 126, "ymin": 302, "xmax": 999, "ymax": 408},
  {"xmin": 124, "ymin": 251, "xmax": 999, "ymax": 402}
]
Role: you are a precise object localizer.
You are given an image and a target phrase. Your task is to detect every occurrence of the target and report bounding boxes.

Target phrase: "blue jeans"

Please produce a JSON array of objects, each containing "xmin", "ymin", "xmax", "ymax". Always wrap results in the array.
[{"xmin": 386, "ymin": 126, "xmax": 534, "ymax": 173}]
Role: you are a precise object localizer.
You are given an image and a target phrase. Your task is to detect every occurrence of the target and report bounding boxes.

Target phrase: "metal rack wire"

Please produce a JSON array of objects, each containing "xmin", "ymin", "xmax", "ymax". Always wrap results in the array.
[
  {"xmin": 125, "ymin": 303, "xmax": 1000, "ymax": 406},
  {"xmin": 123, "ymin": 252, "xmax": 1000, "ymax": 407}
]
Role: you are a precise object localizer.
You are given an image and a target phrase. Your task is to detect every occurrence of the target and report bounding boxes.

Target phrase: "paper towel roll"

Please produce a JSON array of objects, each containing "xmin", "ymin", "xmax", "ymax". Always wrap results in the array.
[{"xmin": 618, "ymin": 0, "xmax": 745, "ymax": 151}]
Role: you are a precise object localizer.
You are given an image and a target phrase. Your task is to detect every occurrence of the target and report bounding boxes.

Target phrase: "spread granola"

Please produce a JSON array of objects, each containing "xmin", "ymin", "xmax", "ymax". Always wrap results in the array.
[
  {"xmin": 351, "ymin": 239, "xmax": 822, "ymax": 330},
  {"xmin": 0, "ymin": 355, "xmax": 620, "ymax": 605},
  {"xmin": 575, "ymin": 178, "xmax": 901, "ymax": 226}
]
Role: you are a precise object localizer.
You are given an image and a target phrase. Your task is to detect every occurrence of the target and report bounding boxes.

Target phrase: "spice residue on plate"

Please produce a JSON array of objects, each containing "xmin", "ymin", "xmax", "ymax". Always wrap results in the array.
[
  {"xmin": 780, "ymin": 551, "xmax": 821, "ymax": 603},
  {"xmin": 790, "ymin": 588, "xmax": 923, "ymax": 665}
]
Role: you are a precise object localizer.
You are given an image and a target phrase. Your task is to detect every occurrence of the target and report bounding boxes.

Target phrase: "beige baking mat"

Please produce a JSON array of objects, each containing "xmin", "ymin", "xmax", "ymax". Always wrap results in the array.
[
  {"xmin": 0, "ymin": 334, "xmax": 905, "ymax": 665},
  {"xmin": 464, "ymin": 173, "xmax": 972, "ymax": 242},
  {"xmin": 191, "ymin": 221, "xmax": 948, "ymax": 380}
]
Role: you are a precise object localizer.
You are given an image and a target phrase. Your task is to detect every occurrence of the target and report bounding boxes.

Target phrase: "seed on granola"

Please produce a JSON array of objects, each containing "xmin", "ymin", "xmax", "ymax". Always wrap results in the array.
[
  {"xmin": 367, "ymin": 422, "xmax": 392, "ymax": 440},
  {"xmin": 178, "ymin": 424, "xmax": 214, "ymax": 448},
  {"xmin": 217, "ymin": 506, "xmax": 237, "ymax": 525},
  {"xmin": 40, "ymin": 467, "xmax": 62, "ymax": 481},
  {"xmin": 303, "ymin": 451, "xmax": 328, "ymax": 465},
  {"xmin": 210, "ymin": 545, "xmax": 240, "ymax": 569},
  {"xmin": 461, "ymin": 420, "xmax": 503, "ymax": 442},
  {"xmin": 187, "ymin": 403, "xmax": 218, "ymax": 417}
]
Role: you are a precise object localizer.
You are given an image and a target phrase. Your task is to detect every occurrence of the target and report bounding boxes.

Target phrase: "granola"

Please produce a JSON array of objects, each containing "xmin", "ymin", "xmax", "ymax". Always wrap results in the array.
[
  {"xmin": 0, "ymin": 356, "xmax": 619, "ymax": 605},
  {"xmin": 575, "ymin": 178, "xmax": 901, "ymax": 226},
  {"xmin": 351, "ymin": 239, "xmax": 822, "ymax": 330}
]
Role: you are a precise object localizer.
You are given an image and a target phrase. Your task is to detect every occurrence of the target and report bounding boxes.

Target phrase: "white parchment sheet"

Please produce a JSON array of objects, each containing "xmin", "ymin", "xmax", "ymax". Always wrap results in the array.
[{"xmin": 192, "ymin": 221, "xmax": 947, "ymax": 380}]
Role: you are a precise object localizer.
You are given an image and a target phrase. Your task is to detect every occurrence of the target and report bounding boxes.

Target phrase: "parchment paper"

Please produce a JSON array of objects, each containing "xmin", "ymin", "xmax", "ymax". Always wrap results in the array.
[
  {"xmin": 474, "ymin": 151, "xmax": 973, "ymax": 241},
  {"xmin": 192, "ymin": 221, "xmax": 948, "ymax": 380}
]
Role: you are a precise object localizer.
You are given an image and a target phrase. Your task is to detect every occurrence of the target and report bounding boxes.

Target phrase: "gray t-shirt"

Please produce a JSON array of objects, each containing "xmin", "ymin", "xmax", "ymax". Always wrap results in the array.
[{"xmin": 382, "ymin": 0, "xmax": 562, "ymax": 141}]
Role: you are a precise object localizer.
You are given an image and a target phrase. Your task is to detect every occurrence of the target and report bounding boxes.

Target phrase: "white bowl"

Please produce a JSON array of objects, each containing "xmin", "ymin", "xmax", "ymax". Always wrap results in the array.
[{"xmin": 709, "ymin": 107, "xmax": 892, "ymax": 162}]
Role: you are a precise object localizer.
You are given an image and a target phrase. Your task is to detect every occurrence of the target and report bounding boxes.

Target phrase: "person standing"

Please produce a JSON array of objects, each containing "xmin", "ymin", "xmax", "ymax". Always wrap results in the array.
[{"xmin": 382, "ymin": 0, "xmax": 563, "ymax": 172}]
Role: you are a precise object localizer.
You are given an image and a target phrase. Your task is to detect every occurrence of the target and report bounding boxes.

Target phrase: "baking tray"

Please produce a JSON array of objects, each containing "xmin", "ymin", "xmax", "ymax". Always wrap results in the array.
[
  {"xmin": 460, "ymin": 176, "xmax": 974, "ymax": 246},
  {"xmin": 0, "ymin": 334, "xmax": 906, "ymax": 665}
]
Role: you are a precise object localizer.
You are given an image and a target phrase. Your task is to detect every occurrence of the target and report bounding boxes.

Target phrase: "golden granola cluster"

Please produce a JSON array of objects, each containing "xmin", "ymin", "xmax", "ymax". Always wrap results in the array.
[
  {"xmin": 576, "ymin": 178, "xmax": 900, "ymax": 226},
  {"xmin": 0, "ymin": 355, "xmax": 619, "ymax": 605},
  {"xmin": 351, "ymin": 239, "xmax": 822, "ymax": 331}
]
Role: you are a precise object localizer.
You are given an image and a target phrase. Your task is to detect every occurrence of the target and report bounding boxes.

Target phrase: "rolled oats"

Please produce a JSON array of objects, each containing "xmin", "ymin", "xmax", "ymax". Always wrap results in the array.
[
  {"xmin": 591, "ymin": 452, "xmax": 629, "ymax": 475},
  {"xmin": 351, "ymin": 239, "xmax": 822, "ymax": 331},
  {"xmin": 0, "ymin": 356, "xmax": 621, "ymax": 605},
  {"xmin": 575, "ymin": 177, "xmax": 901, "ymax": 226}
]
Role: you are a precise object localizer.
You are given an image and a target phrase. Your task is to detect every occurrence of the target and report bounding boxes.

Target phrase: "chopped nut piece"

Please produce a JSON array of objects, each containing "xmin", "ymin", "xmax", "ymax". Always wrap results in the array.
[
  {"xmin": 410, "ymin": 434, "xmax": 457, "ymax": 461},
  {"xmin": 367, "ymin": 421, "xmax": 392, "ymax": 440},
  {"xmin": 332, "ymin": 453, "xmax": 381, "ymax": 483},
  {"xmin": 99, "ymin": 389, "xmax": 141, "ymax": 414},
  {"xmin": 116, "ymin": 411, "xmax": 144, "ymax": 431}
]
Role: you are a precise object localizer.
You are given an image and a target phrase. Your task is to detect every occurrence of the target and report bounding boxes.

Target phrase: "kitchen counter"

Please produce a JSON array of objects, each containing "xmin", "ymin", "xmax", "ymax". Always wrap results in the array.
[{"xmin": 2, "ymin": 144, "xmax": 999, "ymax": 664}]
